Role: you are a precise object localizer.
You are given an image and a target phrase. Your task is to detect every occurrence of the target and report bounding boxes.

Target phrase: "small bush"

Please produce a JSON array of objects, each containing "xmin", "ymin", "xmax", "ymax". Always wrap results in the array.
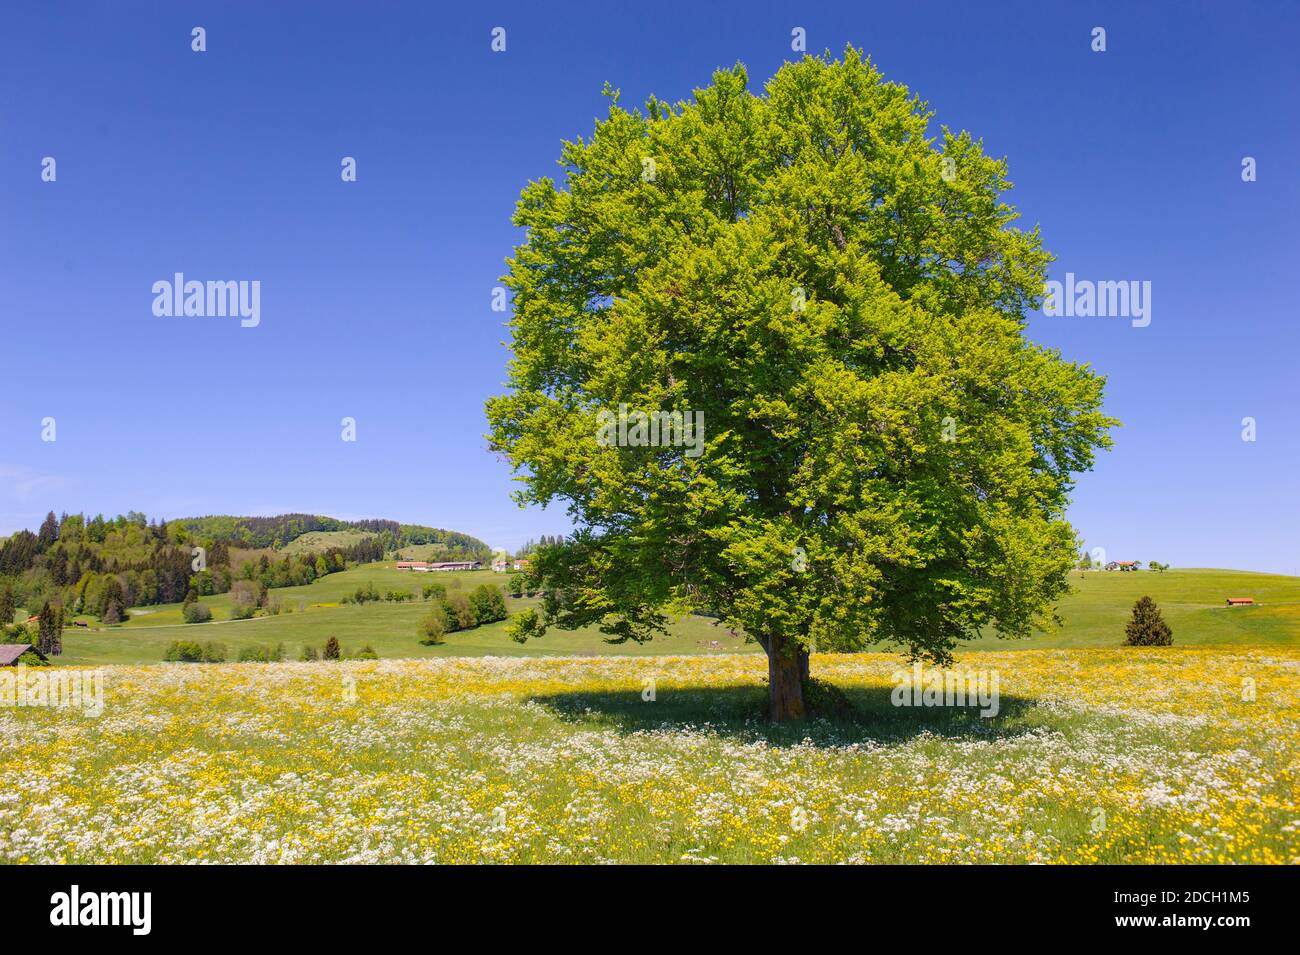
[
  {"xmin": 443, "ymin": 592, "xmax": 477, "ymax": 632},
  {"xmin": 237, "ymin": 643, "xmax": 286, "ymax": 663},
  {"xmin": 299, "ymin": 645, "xmax": 320, "ymax": 661},
  {"xmin": 355, "ymin": 644, "xmax": 378, "ymax": 660},
  {"xmin": 422, "ymin": 581, "xmax": 447, "ymax": 602},
  {"xmin": 201, "ymin": 641, "xmax": 227, "ymax": 663},
  {"xmin": 323, "ymin": 635, "xmax": 341, "ymax": 660},
  {"xmin": 183, "ymin": 602, "xmax": 213, "ymax": 624},
  {"xmin": 164, "ymin": 640, "xmax": 204, "ymax": 663},
  {"xmin": 229, "ymin": 602, "xmax": 256, "ymax": 620},
  {"xmin": 469, "ymin": 583, "xmax": 508, "ymax": 625},
  {"xmin": 1123, "ymin": 596, "xmax": 1173, "ymax": 646},
  {"xmin": 347, "ymin": 583, "xmax": 382, "ymax": 605},
  {"xmin": 418, "ymin": 610, "xmax": 447, "ymax": 645},
  {"xmin": 229, "ymin": 580, "xmax": 259, "ymax": 617},
  {"xmin": 16, "ymin": 649, "xmax": 49, "ymax": 667},
  {"xmin": 803, "ymin": 678, "xmax": 854, "ymax": 719}
]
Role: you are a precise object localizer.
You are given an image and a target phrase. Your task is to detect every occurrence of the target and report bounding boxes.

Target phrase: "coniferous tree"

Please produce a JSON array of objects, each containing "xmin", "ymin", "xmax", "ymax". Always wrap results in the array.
[
  {"xmin": 51, "ymin": 605, "xmax": 64, "ymax": 656},
  {"xmin": 0, "ymin": 530, "xmax": 40, "ymax": 575},
  {"xmin": 37, "ymin": 601, "xmax": 57, "ymax": 656},
  {"xmin": 48, "ymin": 548, "xmax": 68, "ymax": 585},
  {"xmin": 323, "ymin": 635, "xmax": 341, "ymax": 660},
  {"xmin": 0, "ymin": 585, "xmax": 15, "ymax": 627},
  {"xmin": 99, "ymin": 576, "xmax": 127, "ymax": 618},
  {"xmin": 1123, "ymin": 596, "xmax": 1173, "ymax": 646},
  {"xmin": 37, "ymin": 511, "xmax": 58, "ymax": 550}
]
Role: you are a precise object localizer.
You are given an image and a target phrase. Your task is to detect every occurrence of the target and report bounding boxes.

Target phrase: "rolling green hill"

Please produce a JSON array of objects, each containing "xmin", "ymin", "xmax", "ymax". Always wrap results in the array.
[
  {"xmin": 964, "ymin": 568, "xmax": 1300, "ymax": 650},
  {"xmin": 279, "ymin": 530, "xmax": 376, "ymax": 555},
  {"xmin": 47, "ymin": 566, "xmax": 1300, "ymax": 666}
]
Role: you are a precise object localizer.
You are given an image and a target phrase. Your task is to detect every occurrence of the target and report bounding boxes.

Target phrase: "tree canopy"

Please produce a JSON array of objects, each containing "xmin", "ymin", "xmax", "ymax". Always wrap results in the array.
[{"xmin": 486, "ymin": 49, "xmax": 1117, "ymax": 719}]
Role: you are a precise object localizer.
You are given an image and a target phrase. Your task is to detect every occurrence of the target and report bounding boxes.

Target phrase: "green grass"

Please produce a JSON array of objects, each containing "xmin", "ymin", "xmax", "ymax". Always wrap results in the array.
[
  {"xmin": 964, "ymin": 568, "xmax": 1300, "ymax": 650},
  {"xmin": 50, "ymin": 566, "xmax": 1300, "ymax": 666},
  {"xmin": 56, "ymin": 564, "xmax": 747, "ymax": 665},
  {"xmin": 278, "ymin": 529, "xmax": 373, "ymax": 555},
  {"xmin": 4, "ymin": 649, "xmax": 1296, "ymax": 862}
]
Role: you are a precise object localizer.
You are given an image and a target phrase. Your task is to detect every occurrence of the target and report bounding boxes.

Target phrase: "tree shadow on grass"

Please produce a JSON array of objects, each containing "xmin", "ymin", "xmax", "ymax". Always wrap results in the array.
[{"xmin": 528, "ymin": 683, "xmax": 1043, "ymax": 748}]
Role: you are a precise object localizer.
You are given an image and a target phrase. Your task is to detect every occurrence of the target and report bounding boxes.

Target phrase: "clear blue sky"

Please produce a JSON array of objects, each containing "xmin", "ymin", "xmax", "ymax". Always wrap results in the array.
[{"xmin": 1, "ymin": 2, "xmax": 1296, "ymax": 571}]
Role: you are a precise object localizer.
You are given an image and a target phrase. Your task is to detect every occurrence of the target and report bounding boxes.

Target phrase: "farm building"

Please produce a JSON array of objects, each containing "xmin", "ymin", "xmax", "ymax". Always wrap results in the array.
[
  {"xmin": 1225, "ymin": 597, "xmax": 1256, "ymax": 607},
  {"xmin": 396, "ymin": 560, "xmax": 482, "ymax": 571},
  {"xmin": 0, "ymin": 644, "xmax": 47, "ymax": 666},
  {"xmin": 1104, "ymin": 561, "xmax": 1140, "ymax": 571},
  {"xmin": 513, "ymin": 559, "xmax": 529, "ymax": 571}
]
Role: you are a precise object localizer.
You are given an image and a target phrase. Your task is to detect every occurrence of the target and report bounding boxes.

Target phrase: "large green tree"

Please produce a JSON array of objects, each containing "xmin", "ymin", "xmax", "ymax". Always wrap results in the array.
[{"xmin": 486, "ymin": 50, "xmax": 1116, "ymax": 720}]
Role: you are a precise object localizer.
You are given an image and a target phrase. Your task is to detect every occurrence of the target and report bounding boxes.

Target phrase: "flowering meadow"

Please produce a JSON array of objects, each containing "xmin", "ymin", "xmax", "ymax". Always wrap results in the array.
[{"xmin": 1, "ymin": 649, "xmax": 1296, "ymax": 864}]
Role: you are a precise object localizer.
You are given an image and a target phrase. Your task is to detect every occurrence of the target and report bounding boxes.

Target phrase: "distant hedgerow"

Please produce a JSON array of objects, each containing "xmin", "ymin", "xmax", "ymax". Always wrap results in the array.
[{"xmin": 237, "ymin": 642, "xmax": 286, "ymax": 663}]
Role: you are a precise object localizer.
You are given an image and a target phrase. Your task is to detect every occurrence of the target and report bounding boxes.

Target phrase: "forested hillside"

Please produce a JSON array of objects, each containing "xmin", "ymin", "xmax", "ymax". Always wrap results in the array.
[
  {"xmin": 0, "ymin": 511, "xmax": 492, "ymax": 629},
  {"xmin": 172, "ymin": 514, "xmax": 491, "ymax": 559}
]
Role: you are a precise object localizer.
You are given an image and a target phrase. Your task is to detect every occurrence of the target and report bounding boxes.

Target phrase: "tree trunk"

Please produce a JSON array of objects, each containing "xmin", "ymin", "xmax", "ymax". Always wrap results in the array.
[{"xmin": 766, "ymin": 632, "xmax": 807, "ymax": 722}]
